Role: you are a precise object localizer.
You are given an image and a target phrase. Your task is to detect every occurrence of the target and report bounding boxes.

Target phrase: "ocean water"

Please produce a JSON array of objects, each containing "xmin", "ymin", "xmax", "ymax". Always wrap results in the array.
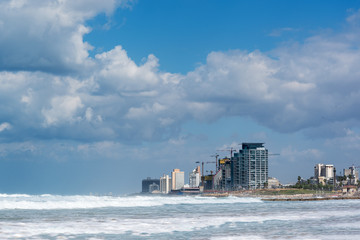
[{"xmin": 1, "ymin": 194, "xmax": 360, "ymax": 239}]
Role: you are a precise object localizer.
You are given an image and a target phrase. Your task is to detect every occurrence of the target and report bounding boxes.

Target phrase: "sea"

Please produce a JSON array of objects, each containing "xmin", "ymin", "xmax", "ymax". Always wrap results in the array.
[{"xmin": 0, "ymin": 194, "xmax": 360, "ymax": 239}]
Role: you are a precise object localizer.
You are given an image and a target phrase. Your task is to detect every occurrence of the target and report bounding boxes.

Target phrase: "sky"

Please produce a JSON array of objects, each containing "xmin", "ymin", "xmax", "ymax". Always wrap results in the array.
[{"xmin": 1, "ymin": 0, "xmax": 360, "ymax": 194}]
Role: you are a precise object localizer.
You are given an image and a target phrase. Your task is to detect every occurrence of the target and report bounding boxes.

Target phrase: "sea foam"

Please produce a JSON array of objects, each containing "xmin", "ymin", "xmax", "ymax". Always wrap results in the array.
[{"xmin": 0, "ymin": 193, "xmax": 262, "ymax": 210}]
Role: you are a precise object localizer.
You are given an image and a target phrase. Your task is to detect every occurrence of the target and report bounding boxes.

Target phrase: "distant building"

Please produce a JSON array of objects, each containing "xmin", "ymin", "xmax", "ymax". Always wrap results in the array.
[
  {"xmin": 189, "ymin": 166, "xmax": 201, "ymax": 188},
  {"xmin": 213, "ymin": 169, "xmax": 222, "ymax": 190},
  {"xmin": 267, "ymin": 177, "xmax": 280, "ymax": 189},
  {"xmin": 218, "ymin": 157, "xmax": 232, "ymax": 190},
  {"xmin": 160, "ymin": 174, "xmax": 172, "ymax": 194},
  {"xmin": 317, "ymin": 176, "xmax": 326, "ymax": 185},
  {"xmin": 342, "ymin": 185, "xmax": 357, "ymax": 195},
  {"xmin": 232, "ymin": 143, "xmax": 268, "ymax": 189},
  {"xmin": 149, "ymin": 183, "xmax": 160, "ymax": 193},
  {"xmin": 314, "ymin": 164, "xmax": 334, "ymax": 184},
  {"xmin": 203, "ymin": 174, "xmax": 214, "ymax": 190},
  {"xmin": 344, "ymin": 166, "xmax": 359, "ymax": 185},
  {"xmin": 171, "ymin": 169, "xmax": 184, "ymax": 190},
  {"xmin": 142, "ymin": 177, "xmax": 160, "ymax": 193}
]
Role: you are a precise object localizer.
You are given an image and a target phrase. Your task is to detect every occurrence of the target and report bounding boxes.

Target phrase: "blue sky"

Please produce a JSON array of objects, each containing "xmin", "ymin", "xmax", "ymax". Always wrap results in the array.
[{"xmin": 1, "ymin": 0, "xmax": 360, "ymax": 194}]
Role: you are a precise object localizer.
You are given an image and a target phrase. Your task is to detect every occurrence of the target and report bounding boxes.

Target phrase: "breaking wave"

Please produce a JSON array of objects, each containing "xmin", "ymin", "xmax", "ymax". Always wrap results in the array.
[{"xmin": 0, "ymin": 193, "xmax": 262, "ymax": 210}]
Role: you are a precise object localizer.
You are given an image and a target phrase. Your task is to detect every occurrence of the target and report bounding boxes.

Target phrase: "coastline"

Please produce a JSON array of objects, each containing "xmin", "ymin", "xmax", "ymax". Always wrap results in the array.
[{"xmin": 201, "ymin": 189, "xmax": 360, "ymax": 201}]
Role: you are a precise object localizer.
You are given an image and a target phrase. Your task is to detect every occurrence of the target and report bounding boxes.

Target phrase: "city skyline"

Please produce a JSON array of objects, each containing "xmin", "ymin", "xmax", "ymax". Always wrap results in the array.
[{"xmin": 1, "ymin": 1, "xmax": 360, "ymax": 194}]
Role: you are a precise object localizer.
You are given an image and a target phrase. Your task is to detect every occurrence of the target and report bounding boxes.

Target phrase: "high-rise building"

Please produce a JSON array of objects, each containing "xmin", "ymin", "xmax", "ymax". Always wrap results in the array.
[
  {"xmin": 232, "ymin": 143, "xmax": 268, "ymax": 189},
  {"xmin": 171, "ymin": 169, "xmax": 184, "ymax": 190},
  {"xmin": 142, "ymin": 177, "xmax": 160, "ymax": 193},
  {"xmin": 344, "ymin": 166, "xmax": 359, "ymax": 185},
  {"xmin": 314, "ymin": 164, "xmax": 334, "ymax": 184},
  {"xmin": 160, "ymin": 174, "xmax": 172, "ymax": 194},
  {"xmin": 189, "ymin": 166, "xmax": 201, "ymax": 188},
  {"xmin": 216, "ymin": 157, "xmax": 232, "ymax": 190}
]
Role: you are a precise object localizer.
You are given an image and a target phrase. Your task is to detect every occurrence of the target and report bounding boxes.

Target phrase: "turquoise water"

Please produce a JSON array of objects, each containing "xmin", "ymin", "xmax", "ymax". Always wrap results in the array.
[{"xmin": 0, "ymin": 194, "xmax": 359, "ymax": 239}]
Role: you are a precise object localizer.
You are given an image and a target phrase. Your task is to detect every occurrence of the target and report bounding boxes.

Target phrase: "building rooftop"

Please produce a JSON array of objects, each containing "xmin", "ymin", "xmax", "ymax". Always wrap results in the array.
[{"xmin": 242, "ymin": 143, "xmax": 265, "ymax": 149}]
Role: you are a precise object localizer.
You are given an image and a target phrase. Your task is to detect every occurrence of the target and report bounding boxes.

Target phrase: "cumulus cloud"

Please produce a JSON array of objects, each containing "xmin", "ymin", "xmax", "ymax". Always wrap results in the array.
[
  {"xmin": 42, "ymin": 95, "xmax": 84, "ymax": 126},
  {"xmin": 94, "ymin": 46, "xmax": 162, "ymax": 94},
  {"xmin": 1, "ymin": 2, "xmax": 360, "ymax": 146},
  {"xmin": 0, "ymin": 0, "xmax": 131, "ymax": 73},
  {"xmin": 183, "ymin": 14, "xmax": 360, "ymax": 134}
]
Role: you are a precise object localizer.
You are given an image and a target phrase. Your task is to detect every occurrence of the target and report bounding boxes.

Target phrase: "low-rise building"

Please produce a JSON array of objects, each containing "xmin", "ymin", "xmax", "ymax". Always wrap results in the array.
[
  {"xmin": 149, "ymin": 183, "xmax": 160, "ymax": 193},
  {"xmin": 267, "ymin": 177, "xmax": 280, "ymax": 189},
  {"xmin": 342, "ymin": 185, "xmax": 357, "ymax": 195}
]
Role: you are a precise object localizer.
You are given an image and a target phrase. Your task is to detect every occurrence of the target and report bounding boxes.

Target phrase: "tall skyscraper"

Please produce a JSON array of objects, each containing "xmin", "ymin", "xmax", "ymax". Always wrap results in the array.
[
  {"xmin": 171, "ymin": 169, "xmax": 184, "ymax": 190},
  {"xmin": 216, "ymin": 157, "xmax": 232, "ymax": 190},
  {"xmin": 232, "ymin": 143, "xmax": 268, "ymax": 189},
  {"xmin": 160, "ymin": 174, "xmax": 172, "ymax": 194},
  {"xmin": 189, "ymin": 166, "xmax": 201, "ymax": 188}
]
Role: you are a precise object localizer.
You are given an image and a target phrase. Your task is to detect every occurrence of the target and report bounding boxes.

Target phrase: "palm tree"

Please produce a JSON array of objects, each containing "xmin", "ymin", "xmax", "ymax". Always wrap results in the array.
[{"xmin": 348, "ymin": 174, "xmax": 354, "ymax": 185}]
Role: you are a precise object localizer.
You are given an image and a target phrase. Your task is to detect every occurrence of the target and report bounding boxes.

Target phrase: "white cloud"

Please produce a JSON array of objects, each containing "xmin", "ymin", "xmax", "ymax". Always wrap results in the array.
[
  {"xmin": 0, "ymin": 3, "xmax": 360, "ymax": 145},
  {"xmin": 0, "ymin": 0, "xmax": 131, "ymax": 73},
  {"xmin": 95, "ymin": 46, "xmax": 160, "ymax": 93},
  {"xmin": 0, "ymin": 122, "xmax": 11, "ymax": 132},
  {"xmin": 281, "ymin": 81, "xmax": 316, "ymax": 92},
  {"xmin": 42, "ymin": 95, "xmax": 84, "ymax": 126}
]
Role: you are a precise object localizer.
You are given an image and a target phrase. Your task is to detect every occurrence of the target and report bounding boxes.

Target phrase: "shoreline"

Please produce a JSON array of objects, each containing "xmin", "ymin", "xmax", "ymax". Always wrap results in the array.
[
  {"xmin": 261, "ymin": 196, "xmax": 360, "ymax": 201},
  {"xmin": 201, "ymin": 190, "xmax": 360, "ymax": 201}
]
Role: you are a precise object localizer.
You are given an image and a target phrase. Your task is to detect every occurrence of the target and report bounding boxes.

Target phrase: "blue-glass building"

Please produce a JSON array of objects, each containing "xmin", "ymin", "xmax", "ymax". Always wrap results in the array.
[{"xmin": 232, "ymin": 143, "xmax": 268, "ymax": 189}]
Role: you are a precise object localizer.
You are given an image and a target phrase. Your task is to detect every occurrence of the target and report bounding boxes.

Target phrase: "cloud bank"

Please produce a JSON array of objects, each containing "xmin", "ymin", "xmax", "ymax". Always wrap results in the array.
[{"xmin": 1, "ymin": 1, "xmax": 360, "ymax": 147}]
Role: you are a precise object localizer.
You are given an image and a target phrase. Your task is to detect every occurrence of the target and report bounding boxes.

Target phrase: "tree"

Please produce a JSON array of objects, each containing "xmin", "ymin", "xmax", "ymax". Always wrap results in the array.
[{"xmin": 348, "ymin": 174, "xmax": 354, "ymax": 185}]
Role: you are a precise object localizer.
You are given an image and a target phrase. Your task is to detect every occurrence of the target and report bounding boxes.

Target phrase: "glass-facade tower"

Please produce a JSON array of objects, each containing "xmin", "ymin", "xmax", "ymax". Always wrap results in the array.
[{"xmin": 232, "ymin": 143, "xmax": 268, "ymax": 189}]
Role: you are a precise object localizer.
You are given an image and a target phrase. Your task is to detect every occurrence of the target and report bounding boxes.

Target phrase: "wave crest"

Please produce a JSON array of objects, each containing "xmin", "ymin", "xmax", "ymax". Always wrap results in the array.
[{"xmin": 0, "ymin": 194, "xmax": 262, "ymax": 210}]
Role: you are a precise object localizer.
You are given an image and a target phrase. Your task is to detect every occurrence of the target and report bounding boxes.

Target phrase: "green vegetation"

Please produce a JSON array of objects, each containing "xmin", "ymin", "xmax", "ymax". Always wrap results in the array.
[
  {"xmin": 292, "ymin": 176, "xmax": 335, "ymax": 191},
  {"xmin": 253, "ymin": 189, "xmax": 320, "ymax": 195}
]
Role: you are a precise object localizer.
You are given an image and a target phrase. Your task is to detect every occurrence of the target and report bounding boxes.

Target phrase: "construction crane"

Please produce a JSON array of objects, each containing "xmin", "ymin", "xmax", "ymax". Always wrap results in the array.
[
  {"xmin": 210, "ymin": 154, "xmax": 219, "ymax": 171},
  {"xmin": 195, "ymin": 161, "xmax": 217, "ymax": 186},
  {"xmin": 217, "ymin": 147, "xmax": 237, "ymax": 159},
  {"xmin": 269, "ymin": 153, "xmax": 280, "ymax": 156},
  {"xmin": 195, "ymin": 161, "xmax": 217, "ymax": 176}
]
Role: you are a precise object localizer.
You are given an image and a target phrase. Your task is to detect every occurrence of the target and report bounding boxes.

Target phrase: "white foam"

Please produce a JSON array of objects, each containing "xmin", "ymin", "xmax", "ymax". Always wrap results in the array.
[
  {"xmin": 1, "ymin": 208, "xmax": 360, "ymax": 239},
  {"xmin": 1, "ymin": 194, "xmax": 360, "ymax": 239},
  {"xmin": 0, "ymin": 194, "xmax": 262, "ymax": 210}
]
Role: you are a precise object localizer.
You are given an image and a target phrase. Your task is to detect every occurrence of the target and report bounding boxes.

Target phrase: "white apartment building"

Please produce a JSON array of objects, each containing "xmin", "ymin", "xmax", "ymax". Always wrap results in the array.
[
  {"xmin": 314, "ymin": 163, "xmax": 334, "ymax": 184},
  {"xmin": 344, "ymin": 166, "xmax": 359, "ymax": 185},
  {"xmin": 189, "ymin": 166, "xmax": 201, "ymax": 188},
  {"xmin": 160, "ymin": 174, "xmax": 172, "ymax": 194}
]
